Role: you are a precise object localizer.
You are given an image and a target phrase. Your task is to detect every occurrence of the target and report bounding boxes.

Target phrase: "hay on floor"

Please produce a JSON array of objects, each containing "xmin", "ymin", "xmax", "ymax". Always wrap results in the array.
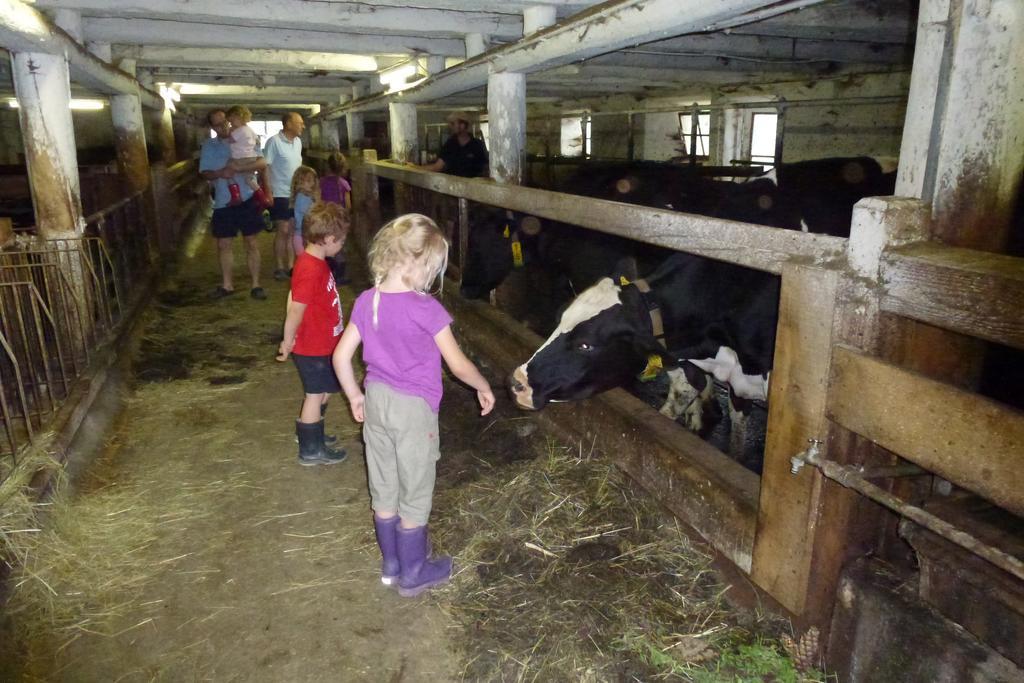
[{"xmin": 434, "ymin": 441, "xmax": 828, "ymax": 682}]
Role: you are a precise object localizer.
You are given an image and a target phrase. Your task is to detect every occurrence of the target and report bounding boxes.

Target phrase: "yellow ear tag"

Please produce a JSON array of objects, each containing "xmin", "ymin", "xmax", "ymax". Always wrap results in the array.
[
  {"xmin": 619, "ymin": 275, "xmax": 631, "ymax": 286},
  {"xmin": 511, "ymin": 239, "xmax": 524, "ymax": 267},
  {"xmin": 638, "ymin": 354, "xmax": 663, "ymax": 382},
  {"xmin": 503, "ymin": 224, "xmax": 511, "ymax": 238}
]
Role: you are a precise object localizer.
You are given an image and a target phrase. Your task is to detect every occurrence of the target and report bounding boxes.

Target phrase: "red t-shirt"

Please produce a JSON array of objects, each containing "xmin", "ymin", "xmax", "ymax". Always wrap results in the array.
[{"xmin": 292, "ymin": 252, "xmax": 342, "ymax": 356}]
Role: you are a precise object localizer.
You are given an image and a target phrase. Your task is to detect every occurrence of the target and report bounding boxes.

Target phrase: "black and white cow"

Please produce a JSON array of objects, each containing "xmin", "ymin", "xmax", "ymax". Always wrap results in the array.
[
  {"xmin": 462, "ymin": 157, "xmax": 893, "ymax": 320},
  {"xmin": 509, "ymin": 253, "xmax": 778, "ymax": 456}
]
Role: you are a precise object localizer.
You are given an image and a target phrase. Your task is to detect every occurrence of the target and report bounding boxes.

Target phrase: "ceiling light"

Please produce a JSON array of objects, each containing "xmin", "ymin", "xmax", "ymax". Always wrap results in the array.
[
  {"xmin": 7, "ymin": 98, "xmax": 106, "ymax": 110},
  {"xmin": 379, "ymin": 63, "xmax": 424, "ymax": 92}
]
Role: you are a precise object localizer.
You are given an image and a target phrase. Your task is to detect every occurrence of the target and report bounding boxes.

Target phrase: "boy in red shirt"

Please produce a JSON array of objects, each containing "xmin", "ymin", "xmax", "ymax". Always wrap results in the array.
[{"xmin": 276, "ymin": 202, "xmax": 350, "ymax": 465}]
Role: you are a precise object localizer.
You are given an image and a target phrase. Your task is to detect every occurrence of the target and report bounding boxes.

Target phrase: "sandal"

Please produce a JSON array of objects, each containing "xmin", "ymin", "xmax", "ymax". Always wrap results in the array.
[{"xmin": 210, "ymin": 286, "xmax": 236, "ymax": 299}]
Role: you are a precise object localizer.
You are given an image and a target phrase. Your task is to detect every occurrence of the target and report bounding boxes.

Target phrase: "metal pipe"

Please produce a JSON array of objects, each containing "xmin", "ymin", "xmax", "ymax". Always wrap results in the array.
[{"xmin": 791, "ymin": 440, "xmax": 1024, "ymax": 582}]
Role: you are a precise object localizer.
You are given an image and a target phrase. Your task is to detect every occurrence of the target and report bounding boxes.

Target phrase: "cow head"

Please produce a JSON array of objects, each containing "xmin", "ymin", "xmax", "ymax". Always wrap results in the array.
[{"xmin": 510, "ymin": 278, "xmax": 673, "ymax": 410}]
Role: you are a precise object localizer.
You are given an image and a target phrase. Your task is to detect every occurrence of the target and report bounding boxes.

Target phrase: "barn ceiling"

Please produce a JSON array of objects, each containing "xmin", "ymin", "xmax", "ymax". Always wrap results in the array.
[{"xmin": 2, "ymin": 0, "xmax": 916, "ymax": 114}]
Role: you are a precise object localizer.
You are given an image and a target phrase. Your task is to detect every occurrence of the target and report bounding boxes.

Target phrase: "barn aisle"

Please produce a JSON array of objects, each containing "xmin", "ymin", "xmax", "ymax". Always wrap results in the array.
[{"xmin": 1, "ymin": 226, "xmax": 457, "ymax": 681}]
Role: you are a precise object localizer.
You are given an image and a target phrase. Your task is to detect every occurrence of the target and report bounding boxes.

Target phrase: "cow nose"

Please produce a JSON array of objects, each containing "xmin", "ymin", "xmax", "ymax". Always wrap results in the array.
[{"xmin": 509, "ymin": 376, "xmax": 525, "ymax": 394}]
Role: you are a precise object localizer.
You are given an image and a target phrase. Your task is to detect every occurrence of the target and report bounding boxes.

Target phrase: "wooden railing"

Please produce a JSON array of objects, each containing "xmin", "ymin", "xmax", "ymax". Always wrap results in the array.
[{"xmin": 353, "ymin": 156, "xmax": 1024, "ymax": 627}]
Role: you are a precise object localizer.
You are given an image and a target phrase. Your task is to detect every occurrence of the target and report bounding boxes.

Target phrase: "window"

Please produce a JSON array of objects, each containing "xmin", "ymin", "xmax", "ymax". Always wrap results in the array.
[
  {"xmin": 478, "ymin": 121, "xmax": 490, "ymax": 150},
  {"xmin": 749, "ymin": 112, "xmax": 778, "ymax": 165},
  {"xmin": 678, "ymin": 110, "xmax": 711, "ymax": 158},
  {"xmin": 250, "ymin": 120, "xmax": 284, "ymax": 149},
  {"xmin": 560, "ymin": 115, "xmax": 591, "ymax": 157},
  {"xmin": 208, "ymin": 119, "xmax": 284, "ymax": 147}
]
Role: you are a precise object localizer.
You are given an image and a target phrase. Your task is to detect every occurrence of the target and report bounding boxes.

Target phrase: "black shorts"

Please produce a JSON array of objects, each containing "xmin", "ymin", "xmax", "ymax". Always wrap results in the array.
[
  {"xmin": 268, "ymin": 197, "xmax": 294, "ymax": 222},
  {"xmin": 211, "ymin": 198, "xmax": 263, "ymax": 239},
  {"xmin": 292, "ymin": 354, "xmax": 341, "ymax": 394}
]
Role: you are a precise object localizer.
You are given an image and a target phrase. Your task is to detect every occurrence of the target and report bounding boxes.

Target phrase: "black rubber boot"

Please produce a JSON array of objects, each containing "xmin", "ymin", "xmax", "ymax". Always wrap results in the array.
[
  {"xmin": 295, "ymin": 421, "xmax": 347, "ymax": 466},
  {"xmin": 320, "ymin": 404, "xmax": 337, "ymax": 444},
  {"xmin": 315, "ymin": 421, "xmax": 347, "ymax": 465}
]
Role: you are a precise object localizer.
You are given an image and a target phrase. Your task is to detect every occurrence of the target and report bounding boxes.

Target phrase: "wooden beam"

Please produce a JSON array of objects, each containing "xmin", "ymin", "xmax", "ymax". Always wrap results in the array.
[
  {"xmin": 881, "ymin": 243, "xmax": 1024, "ymax": 351},
  {"xmin": 321, "ymin": 0, "xmax": 830, "ymax": 117},
  {"xmin": 121, "ymin": 46, "xmax": 381, "ymax": 72},
  {"xmin": 828, "ymin": 346, "xmax": 1024, "ymax": 518},
  {"xmin": 153, "ymin": 72, "xmax": 355, "ymax": 90},
  {"xmin": 596, "ymin": 35, "xmax": 913, "ymax": 69},
  {"xmin": 177, "ymin": 84, "xmax": 351, "ymax": 98},
  {"xmin": 82, "ymin": 17, "xmax": 465, "ymax": 56},
  {"xmin": 40, "ymin": 0, "xmax": 524, "ymax": 40},
  {"xmin": 367, "ymin": 161, "xmax": 846, "ymax": 274},
  {"xmin": 0, "ymin": 0, "xmax": 163, "ymax": 108}
]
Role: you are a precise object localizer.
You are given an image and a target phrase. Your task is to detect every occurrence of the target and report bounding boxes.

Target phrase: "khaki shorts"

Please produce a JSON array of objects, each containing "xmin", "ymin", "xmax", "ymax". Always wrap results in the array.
[{"xmin": 363, "ymin": 382, "xmax": 440, "ymax": 526}]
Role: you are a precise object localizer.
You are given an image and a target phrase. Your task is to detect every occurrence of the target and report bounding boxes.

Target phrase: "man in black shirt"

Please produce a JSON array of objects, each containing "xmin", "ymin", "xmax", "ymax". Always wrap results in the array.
[{"xmin": 421, "ymin": 111, "xmax": 489, "ymax": 177}]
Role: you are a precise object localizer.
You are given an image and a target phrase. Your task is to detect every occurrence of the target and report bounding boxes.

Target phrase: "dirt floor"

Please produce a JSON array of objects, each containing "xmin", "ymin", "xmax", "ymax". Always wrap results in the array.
[{"xmin": 1, "ymin": 221, "xmax": 816, "ymax": 682}]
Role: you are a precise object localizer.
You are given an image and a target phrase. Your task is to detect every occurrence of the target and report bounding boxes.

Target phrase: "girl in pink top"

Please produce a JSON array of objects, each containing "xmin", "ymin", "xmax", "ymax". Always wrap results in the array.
[
  {"xmin": 333, "ymin": 213, "xmax": 494, "ymax": 597},
  {"xmin": 319, "ymin": 152, "xmax": 352, "ymax": 207},
  {"xmin": 320, "ymin": 152, "xmax": 352, "ymax": 284}
]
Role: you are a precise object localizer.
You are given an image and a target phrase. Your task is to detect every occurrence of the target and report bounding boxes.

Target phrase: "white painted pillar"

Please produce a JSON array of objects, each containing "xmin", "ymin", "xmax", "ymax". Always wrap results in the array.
[
  {"xmin": 425, "ymin": 55, "xmax": 446, "ymax": 76},
  {"xmin": 110, "ymin": 94, "xmax": 151, "ymax": 193},
  {"xmin": 51, "ymin": 9, "xmax": 83, "ymax": 43},
  {"xmin": 465, "ymin": 33, "xmax": 487, "ymax": 59},
  {"xmin": 487, "ymin": 72, "xmax": 526, "ymax": 185},
  {"xmin": 897, "ymin": 0, "xmax": 1024, "ymax": 252},
  {"xmin": 523, "ymin": 5, "xmax": 557, "ymax": 34},
  {"xmin": 388, "ymin": 102, "xmax": 418, "ymax": 163},
  {"xmin": 10, "ymin": 52, "xmax": 84, "ymax": 238}
]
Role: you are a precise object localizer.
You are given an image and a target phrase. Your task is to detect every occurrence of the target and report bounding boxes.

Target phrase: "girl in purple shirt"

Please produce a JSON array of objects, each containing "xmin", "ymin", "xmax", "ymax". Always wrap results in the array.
[{"xmin": 334, "ymin": 213, "xmax": 494, "ymax": 597}]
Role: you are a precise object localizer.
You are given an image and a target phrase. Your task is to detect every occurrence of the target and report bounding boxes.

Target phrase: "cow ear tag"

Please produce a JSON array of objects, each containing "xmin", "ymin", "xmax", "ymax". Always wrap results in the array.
[
  {"xmin": 638, "ymin": 354, "xmax": 663, "ymax": 382},
  {"xmin": 504, "ymin": 223, "xmax": 524, "ymax": 268},
  {"xmin": 619, "ymin": 275, "xmax": 631, "ymax": 286},
  {"xmin": 511, "ymin": 239, "xmax": 524, "ymax": 268}
]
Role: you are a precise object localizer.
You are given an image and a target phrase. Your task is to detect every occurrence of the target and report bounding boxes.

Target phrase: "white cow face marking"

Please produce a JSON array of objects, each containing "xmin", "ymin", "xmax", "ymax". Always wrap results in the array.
[{"xmin": 511, "ymin": 278, "xmax": 637, "ymax": 410}]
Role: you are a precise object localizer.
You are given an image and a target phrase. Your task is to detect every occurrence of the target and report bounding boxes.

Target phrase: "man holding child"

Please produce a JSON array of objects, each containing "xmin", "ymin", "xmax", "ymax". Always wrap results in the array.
[{"xmin": 199, "ymin": 108, "xmax": 269, "ymax": 300}]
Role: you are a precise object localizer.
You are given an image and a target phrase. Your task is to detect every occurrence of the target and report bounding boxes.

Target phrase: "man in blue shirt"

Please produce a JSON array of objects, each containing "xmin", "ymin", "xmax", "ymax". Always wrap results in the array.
[
  {"xmin": 264, "ymin": 111, "xmax": 306, "ymax": 280},
  {"xmin": 199, "ymin": 108, "xmax": 269, "ymax": 300}
]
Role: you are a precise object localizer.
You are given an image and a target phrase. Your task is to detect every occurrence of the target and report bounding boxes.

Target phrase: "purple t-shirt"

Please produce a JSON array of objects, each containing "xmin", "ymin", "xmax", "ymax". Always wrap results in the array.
[
  {"xmin": 320, "ymin": 175, "xmax": 351, "ymax": 206},
  {"xmin": 350, "ymin": 288, "xmax": 453, "ymax": 412}
]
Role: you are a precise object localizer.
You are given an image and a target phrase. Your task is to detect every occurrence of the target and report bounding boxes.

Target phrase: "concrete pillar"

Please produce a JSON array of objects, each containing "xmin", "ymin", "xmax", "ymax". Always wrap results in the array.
[
  {"xmin": 388, "ymin": 102, "xmax": 418, "ymax": 163},
  {"xmin": 10, "ymin": 52, "xmax": 84, "ymax": 238},
  {"xmin": 110, "ymin": 94, "xmax": 151, "ymax": 193},
  {"xmin": 897, "ymin": 0, "xmax": 1024, "ymax": 252},
  {"xmin": 487, "ymin": 72, "xmax": 526, "ymax": 184},
  {"xmin": 523, "ymin": 5, "xmax": 557, "ymax": 34},
  {"xmin": 51, "ymin": 9, "xmax": 83, "ymax": 42},
  {"xmin": 465, "ymin": 33, "xmax": 487, "ymax": 59},
  {"xmin": 425, "ymin": 55, "xmax": 445, "ymax": 76}
]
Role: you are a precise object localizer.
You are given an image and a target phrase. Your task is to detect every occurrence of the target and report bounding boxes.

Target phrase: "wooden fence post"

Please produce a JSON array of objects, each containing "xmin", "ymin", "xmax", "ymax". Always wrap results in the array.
[{"xmin": 751, "ymin": 197, "xmax": 931, "ymax": 632}]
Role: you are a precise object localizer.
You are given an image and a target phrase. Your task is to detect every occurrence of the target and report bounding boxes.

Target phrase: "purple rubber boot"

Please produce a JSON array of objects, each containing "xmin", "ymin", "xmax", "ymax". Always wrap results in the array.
[
  {"xmin": 373, "ymin": 514, "xmax": 400, "ymax": 587},
  {"xmin": 396, "ymin": 525, "xmax": 453, "ymax": 598}
]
